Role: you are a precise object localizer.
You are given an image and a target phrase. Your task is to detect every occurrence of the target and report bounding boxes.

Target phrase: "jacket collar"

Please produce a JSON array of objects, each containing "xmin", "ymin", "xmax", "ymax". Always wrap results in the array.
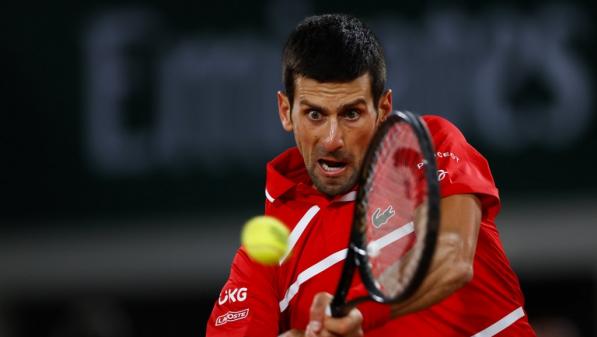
[
  {"xmin": 266, "ymin": 147, "xmax": 310, "ymax": 200},
  {"xmin": 265, "ymin": 147, "xmax": 357, "ymax": 203}
]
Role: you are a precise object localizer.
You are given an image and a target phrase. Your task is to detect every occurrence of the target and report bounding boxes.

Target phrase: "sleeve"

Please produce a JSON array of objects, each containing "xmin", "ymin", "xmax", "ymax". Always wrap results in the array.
[
  {"xmin": 206, "ymin": 246, "xmax": 280, "ymax": 337},
  {"xmin": 423, "ymin": 115, "xmax": 501, "ymax": 218}
]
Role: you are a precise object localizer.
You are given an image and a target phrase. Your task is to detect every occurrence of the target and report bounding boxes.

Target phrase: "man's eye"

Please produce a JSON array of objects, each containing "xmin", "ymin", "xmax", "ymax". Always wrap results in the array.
[
  {"xmin": 344, "ymin": 110, "xmax": 360, "ymax": 121},
  {"xmin": 308, "ymin": 110, "xmax": 322, "ymax": 120}
]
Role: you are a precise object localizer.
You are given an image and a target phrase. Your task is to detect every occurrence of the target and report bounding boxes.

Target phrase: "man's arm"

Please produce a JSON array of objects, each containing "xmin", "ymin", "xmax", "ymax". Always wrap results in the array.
[
  {"xmin": 206, "ymin": 248, "xmax": 280, "ymax": 337},
  {"xmin": 390, "ymin": 193, "xmax": 481, "ymax": 316},
  {"xmin": 306, "ymin": 194, "xmax": 482, "ymax": 336}
]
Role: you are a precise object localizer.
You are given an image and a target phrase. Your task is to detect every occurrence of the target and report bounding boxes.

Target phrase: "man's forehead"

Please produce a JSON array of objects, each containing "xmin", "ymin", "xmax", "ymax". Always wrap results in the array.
[
  {"xmin": 294, "ymin": 73, "xmax": 371, "ymax": 89},
  {"xmin": 294, "ymin": 74, "xmax": 373, "ymax": 103}
]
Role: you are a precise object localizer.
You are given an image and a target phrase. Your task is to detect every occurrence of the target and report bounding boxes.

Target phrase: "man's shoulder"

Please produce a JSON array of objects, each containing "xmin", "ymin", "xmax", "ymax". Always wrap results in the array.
[
  {"xmin": 421, "ymin": 115, "xmax": 464, "ymax": 136},
  {"xmin": 418, "ymin": 114, "xmax": 468, "ymax": 148}
]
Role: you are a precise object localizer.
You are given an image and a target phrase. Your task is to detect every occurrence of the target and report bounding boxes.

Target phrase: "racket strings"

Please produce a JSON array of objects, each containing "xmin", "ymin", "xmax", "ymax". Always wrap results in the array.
[{"xmin": 362, "ymin": 122, "xmax": 430, "ymax": 298}]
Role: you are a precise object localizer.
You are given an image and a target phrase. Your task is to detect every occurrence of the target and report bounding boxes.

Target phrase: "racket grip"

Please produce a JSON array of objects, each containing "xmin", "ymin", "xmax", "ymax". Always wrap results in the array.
[{"xmin": 330, "ymin": 301, "xmax": 352, "ymax": 318}]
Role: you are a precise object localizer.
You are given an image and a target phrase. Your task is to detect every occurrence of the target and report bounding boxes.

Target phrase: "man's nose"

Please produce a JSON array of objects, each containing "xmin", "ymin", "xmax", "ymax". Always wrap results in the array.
[{"xmin": 322, "ymin": 118, "xmax": 344, "ymax": 152}]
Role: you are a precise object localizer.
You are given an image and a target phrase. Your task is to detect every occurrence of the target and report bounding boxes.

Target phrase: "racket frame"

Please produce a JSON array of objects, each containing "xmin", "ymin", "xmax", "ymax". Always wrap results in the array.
[{"xmin": 330, "ymin": 110, "xmax": 440, "ymax": 317}]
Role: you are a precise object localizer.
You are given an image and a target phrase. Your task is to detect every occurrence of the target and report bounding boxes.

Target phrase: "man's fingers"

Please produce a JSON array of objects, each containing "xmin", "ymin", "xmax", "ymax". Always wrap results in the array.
[
  {"xmin": 278, "ymin": 329, "xmax": 305, "ymax": 337},
  {"xmin": 310, "ymin": 292, "xmax": 333, "ymax": 321},
  {"xmin": 322, "ymin": 308, "xmax": 364, "ymax": 337},
  {"xmin": 306, "ymin": 292, "xmax": 364, "ymax": 337},
  {"xmin": 306, "ymin": 292, "xmax": 333, "ymax": 337}
]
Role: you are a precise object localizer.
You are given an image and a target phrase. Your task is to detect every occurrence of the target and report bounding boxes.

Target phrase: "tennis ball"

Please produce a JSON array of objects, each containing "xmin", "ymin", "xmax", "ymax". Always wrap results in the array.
[{"xmin": 241, "ymin": 215, "xmax": 289, "ymax": 265}]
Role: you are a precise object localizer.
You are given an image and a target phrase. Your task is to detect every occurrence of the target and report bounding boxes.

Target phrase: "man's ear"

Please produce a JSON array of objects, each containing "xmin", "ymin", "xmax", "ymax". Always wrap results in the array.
[
  {"xmin": 377, "ymin": 89, "xmax": 393, "ymax": 123},
  {"xmin": 277, "ymin": 91, "xmax": 293, "ymax": 132}
]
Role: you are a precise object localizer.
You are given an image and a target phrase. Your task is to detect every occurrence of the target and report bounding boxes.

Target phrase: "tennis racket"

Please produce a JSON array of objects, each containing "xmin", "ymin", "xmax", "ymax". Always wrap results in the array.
[{"xmin": 330, "ymin": 110, "xmax": 440, "ymax": 317}]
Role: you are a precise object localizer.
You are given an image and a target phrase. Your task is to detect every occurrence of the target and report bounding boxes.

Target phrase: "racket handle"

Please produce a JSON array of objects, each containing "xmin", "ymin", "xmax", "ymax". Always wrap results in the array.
[{"xmin": 330, "ymin": 301, "xmax": 352, "ymax": 318}]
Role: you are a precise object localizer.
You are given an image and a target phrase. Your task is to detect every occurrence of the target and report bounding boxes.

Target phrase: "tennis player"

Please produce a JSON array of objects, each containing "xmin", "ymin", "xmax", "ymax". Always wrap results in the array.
[{"xmin": 206, "ymin": 14, "xmax": 536, "ymax": 337}]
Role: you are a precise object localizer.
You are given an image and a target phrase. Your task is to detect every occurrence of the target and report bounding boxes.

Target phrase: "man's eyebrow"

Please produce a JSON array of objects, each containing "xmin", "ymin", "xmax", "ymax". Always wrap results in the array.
[
  {"xmin": 339, "ymin": 98, "xmax": 368, "ymax": 111},
  {"xmin": 298, "ymin": 99, "xmax": 325, "ymax": 111},
  {"xmin": 298, "ymin": 98, "xmax": 368, "ymax": 111}
]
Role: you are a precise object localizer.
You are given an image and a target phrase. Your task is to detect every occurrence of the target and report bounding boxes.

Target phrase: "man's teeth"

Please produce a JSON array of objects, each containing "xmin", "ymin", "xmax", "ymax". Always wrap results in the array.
[{"xmin": 322, "ymin": 162, "xmax": 344, "ymax": 172}]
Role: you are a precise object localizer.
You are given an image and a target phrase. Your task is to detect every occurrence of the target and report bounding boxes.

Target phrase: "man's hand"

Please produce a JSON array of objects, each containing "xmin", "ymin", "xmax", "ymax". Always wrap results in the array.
[
  {"xmin": 279, "ymin": 329, "xmax": 304, "ymax": 337},
  {"xmin": 305, "ymin": 292, "xmax": 364, "ymax": 337}
]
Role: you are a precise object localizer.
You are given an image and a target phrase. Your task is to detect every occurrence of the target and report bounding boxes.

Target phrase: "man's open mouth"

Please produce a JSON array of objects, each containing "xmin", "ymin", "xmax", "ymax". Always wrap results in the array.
[{"xmin": 318, "ymin": 159, "xmax": 348, "ymax": 173}]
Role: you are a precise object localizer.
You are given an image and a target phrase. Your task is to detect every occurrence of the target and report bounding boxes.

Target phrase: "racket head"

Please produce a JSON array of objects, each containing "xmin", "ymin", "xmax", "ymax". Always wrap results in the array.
[{"xmin": 352, "ymin": 110, "xmax": 440, "ymax": 304}]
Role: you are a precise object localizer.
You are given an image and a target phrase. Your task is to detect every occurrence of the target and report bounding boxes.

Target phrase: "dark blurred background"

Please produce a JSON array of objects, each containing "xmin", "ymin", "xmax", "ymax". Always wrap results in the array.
[{"xmin": 1, "ymin": 0, "xmax": 596, "ymax": 336}]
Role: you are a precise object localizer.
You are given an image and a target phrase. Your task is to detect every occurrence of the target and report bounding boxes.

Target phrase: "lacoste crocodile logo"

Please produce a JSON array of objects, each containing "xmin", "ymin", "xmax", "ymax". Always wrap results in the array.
[{"xmin": 371, "ymin": 205, "xmax": 396, "ymax": 229}]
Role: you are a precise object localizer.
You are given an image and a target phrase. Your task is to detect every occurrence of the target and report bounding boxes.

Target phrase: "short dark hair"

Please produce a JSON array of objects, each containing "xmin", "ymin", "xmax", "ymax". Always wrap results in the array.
[{"xmin": 282, "ymin": 14, "xmax": 387, "ymax": 107}]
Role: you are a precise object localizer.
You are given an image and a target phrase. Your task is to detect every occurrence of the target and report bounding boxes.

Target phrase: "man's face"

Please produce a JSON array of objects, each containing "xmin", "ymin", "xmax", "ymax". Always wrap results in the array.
[{"xmin": 277, "ymin": 74, "xmax": 392, "ymax": 196}]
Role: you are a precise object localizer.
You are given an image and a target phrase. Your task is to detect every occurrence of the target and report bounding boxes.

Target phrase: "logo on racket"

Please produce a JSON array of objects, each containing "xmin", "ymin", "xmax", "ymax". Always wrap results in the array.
[{"xmin": 372, "ymin": 205, "xmax": 396, "ymax": 229}]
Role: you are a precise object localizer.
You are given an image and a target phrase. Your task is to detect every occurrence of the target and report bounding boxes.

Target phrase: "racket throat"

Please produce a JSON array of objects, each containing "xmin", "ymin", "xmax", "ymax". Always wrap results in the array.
[{"xmin": 351, "ymin": 244, "xmax": 368, "ymax": 265}]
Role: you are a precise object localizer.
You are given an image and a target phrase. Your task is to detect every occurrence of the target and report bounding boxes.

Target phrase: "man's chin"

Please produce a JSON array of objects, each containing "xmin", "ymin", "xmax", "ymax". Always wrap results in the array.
[
  {"xmin": 311, "ymin": 176, "xmax": 356, "ymax": 197},
  {"xmin": 307, "ymin": 165, "xmax": 358, "ymax": 197}
]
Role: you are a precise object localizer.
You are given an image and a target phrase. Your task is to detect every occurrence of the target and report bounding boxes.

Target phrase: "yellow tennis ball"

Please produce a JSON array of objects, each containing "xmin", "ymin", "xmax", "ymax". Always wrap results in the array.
[{"xmin": 241, "ymin": 215, "xmax": 289, "ymax": 265}]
